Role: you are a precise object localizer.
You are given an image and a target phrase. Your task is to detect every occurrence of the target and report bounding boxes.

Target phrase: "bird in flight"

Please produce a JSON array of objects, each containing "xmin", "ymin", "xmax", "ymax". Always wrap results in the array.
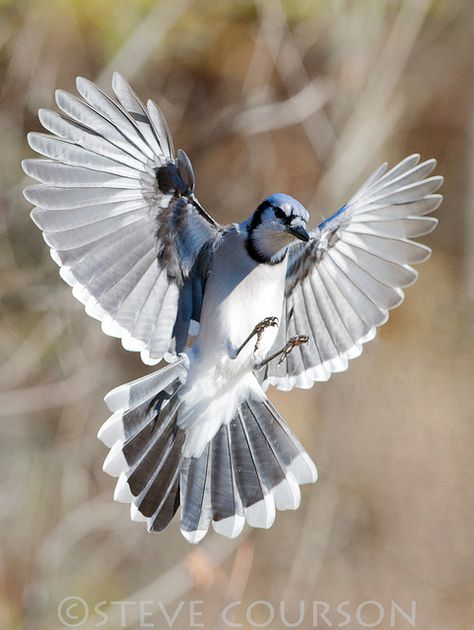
[{"xmin": 23, "ymin": 74, "xmax": 443, "ymax": 543}]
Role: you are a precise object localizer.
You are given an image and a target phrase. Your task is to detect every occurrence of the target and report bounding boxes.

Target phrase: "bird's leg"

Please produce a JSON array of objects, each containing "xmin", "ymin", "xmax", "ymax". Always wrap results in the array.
[
  {"xmin": 255, "ymin": 335, "xmax": 309, "ymax": 369},
  {"xmin": 230, "ymin": 317, "xmax": 279, "ymax": 359}
]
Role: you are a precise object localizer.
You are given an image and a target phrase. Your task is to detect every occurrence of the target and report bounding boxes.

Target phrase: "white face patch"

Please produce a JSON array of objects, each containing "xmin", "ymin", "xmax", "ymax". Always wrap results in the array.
[
  {"xmin": 251, "ymin": 208, "xmax": 296, "ymax": 262},
  {"xmin": 246, "ymin": 199, "xmax": 309, "ymax": 264}
]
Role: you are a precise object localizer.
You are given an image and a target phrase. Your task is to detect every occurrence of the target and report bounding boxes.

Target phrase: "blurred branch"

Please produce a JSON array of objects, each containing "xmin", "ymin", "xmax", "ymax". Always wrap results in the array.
[
  {"xmin": 0, "ymin": 364, "xmax": 108, "ymax": 417},
  {"xmin": 58, "ymin": 530, "xmax": 250, "ymax": 630},
  {"xmin": 233, "ymin": 79, "xmax": 332, "ymax": 135},
  {"xmin": 224, "ymin": 540, "xmax": 255, "ymax": 600},
  {"xmin": 257, "ymin": 0, "xmax": 337, "ymax": 160},
  {"xmin": 0, "ymin": 314, "xmax": 65, "ymax": 389},
  {"xmin": 38, "ymin": 493, "xmax": 119, "ymax": 569},
  {"xmin": 0, "ymin": 3, "xmax": 50, "ymax": 104},
  {"xmin": 465, "ymin": 61, "xmax": 474, "ymax": 297},
  {"xmin": 241, "ymin": 19, "xmax": 276, "ymax": 97},
  {"xmin": 315, "ymin": 0, "xmax": 432, "ymax": 206},
  {"xmin": 213, "ymin": 540, "xmax": 255, "ymax": 630},
  {"xmin": 95, "ymin": 0, "xmax": 195, "ymax": 86},
  {"xmin": 283, "ymin": 481, "xmax": 339, "ymax": 601}
]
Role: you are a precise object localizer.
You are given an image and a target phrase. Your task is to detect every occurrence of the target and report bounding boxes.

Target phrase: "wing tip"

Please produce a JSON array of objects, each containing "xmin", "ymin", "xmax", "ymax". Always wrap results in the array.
[{"xmin": 112, "ymin": 70, "xmax": 126, "ymax": 89}]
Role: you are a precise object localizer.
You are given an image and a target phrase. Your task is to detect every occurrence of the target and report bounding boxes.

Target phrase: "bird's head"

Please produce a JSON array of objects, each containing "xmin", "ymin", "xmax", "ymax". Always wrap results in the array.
[{"xmin": 246, "ymin": 193, "xmax": 310, "ymax": 264}]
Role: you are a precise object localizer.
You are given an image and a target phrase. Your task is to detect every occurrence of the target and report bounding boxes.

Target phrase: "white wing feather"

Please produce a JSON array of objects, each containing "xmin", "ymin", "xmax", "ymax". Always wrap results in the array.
[
  {"xmin": 23, "ymin": 73, "xmax": 220, "ymax": 365},
  {"xmin": 262, "ymin": 154, "xmax": 442, "ymax": 391}
]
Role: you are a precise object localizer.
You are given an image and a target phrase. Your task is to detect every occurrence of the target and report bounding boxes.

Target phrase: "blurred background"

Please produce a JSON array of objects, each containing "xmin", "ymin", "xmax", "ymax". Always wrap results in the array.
[{"xmin": 1, "ymin": 0, "xmax": 473, "ymax": 628}]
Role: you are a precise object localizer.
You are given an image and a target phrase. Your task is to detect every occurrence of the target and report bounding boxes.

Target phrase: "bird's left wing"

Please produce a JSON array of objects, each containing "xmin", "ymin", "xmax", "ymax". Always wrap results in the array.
[
  {"xmin": 23, "ymin": 73, "xmax": 222, "ymax": 365},
  {"xmin": 260, "ymin": 154, "xmax": 443, "ymax": 391}
]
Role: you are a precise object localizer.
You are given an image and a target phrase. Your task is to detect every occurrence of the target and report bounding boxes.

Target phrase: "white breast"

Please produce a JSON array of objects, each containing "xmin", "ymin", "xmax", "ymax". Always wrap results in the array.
[{"xmin": 198, "ymin": 227, "xmax": 288, "ymax": 367}]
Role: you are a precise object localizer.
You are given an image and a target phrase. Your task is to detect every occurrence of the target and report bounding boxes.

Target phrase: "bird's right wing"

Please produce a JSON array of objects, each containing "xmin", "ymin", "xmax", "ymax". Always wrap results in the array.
[
  {"xmin": 260, "ymin": 154, "xmax": 443, "ymax": 391},
  {"xmin": 23, "ymin": 73, "xmax": 223, "ymax": 365}
]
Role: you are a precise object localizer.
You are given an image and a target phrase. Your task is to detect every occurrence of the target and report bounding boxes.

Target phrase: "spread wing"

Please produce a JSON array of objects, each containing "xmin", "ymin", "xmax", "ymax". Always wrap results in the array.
[
  {"xmin": 23, "ymin": 73, "xmax": 222, "ymax": 365},
  {"xmin": 260, "ymin": 154, "xmax": 443, "ymax": 391}
]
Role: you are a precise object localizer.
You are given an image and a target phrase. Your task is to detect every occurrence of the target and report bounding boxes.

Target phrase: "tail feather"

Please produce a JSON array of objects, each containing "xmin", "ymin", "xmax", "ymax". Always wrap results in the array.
[
  {"xmin": 246, "ymin": 397, "xmax": 302, "ymax": 467},
  {"xmin": 211, "ymin": 426, "xmax": 245, "ymax": 538},
  {"xmin": 126, "ymin": 418, "xmax": 179, "ymax": 507},
  {"xmin": 99, "ymin": 364, "xmax": 318, "ymax": 543},
  {"xmin": 111, "ymin": 400, "xmax": 184, "ymax": 531},
  {"xmin": 137, "ymin": 430, "xmax": 183, "ymax": 518},
  {"xmin": 239, "ymin": 402, "xmax": 287, "ymax": 491},
  {"xmin": 99, "ymin": 372, "xmax": 181, "ymax": 448},
  {"xmin": 252, "ymin": 397, "xmax": 317, "ymax": 484},
  {"xmin": 149, "ymin": 442, "xmax": 183, "ymax": 532},
  {"xmin": 230, "ymin": 411, "xmax": 267, "ymax": 508},
  {"xmin": 178, "ymin": 394, "xmax": 317, "ymax": 540},
  {"xmin": 100, "ymin": 361, "xmax": 186, "ymax": 532},
  {"xmin": 240, "ymin": 401, "xmax": 301, "ymax": 511},
  {"xmin": 180, "ymin": 444, "xmax": 213, "ymax": 543},
  {"xmin": 104, "ymin": 359, "xmax": 185, "ymax": 411},
  {"xmin": 210, "ymin": 425, "xmax": 243, "ymax": 521},
  {"xmin": 121, "ymin": 395, "xmax": 178, "ymax": 472},
  {"xmin": 234, "ymin": 409, "xmax": 276, "ymax": 528}
]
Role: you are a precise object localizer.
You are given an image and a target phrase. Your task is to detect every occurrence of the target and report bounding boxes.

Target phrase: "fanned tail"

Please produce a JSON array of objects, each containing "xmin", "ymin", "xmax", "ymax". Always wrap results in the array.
[
  {"xmin": 179, "ymin": 395, "xmax": 317, "ymax": 543},
  {"xmin": 99, "ymin": 364, "xmax": 317, "ymax": 542}
]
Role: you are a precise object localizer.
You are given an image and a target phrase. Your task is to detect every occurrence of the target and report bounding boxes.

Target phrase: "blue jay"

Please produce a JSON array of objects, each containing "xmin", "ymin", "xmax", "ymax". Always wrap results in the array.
[{"xmin": 23, "ymin": 74, "xmax": 443, "ymax": 543}]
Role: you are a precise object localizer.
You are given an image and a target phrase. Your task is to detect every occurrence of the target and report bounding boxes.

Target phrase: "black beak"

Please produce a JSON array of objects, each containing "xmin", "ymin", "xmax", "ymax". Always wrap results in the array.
[{"xmin": 288, "ymin": 224, "xmax": 310, "ymax": 242}]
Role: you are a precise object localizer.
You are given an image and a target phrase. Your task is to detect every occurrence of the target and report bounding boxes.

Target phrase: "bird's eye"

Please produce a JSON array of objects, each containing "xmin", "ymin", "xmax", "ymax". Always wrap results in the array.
[{"xmin": 274, "ymin": 207, "xmax": 285, "ymax": 220}]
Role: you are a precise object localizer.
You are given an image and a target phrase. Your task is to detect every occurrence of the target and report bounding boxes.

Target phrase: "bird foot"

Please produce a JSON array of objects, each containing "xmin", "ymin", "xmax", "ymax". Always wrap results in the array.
[
  {"xmin": 231, "ymin": 316, "xmax": 279, "ymax": 359},
  {"xmin": 254, "ymin": 316, "xmax": 279, "ymax": 335},
  {"xmin": 253, "ymin": 317, "xmax": 279, "ymax": 351},
  {"xmin": 277, "ymin": 334, "xmax": 309, "ymax": 366},
  {"xmin": 255, "ymin": 333, "xmax": 309, "ymax": 370}
]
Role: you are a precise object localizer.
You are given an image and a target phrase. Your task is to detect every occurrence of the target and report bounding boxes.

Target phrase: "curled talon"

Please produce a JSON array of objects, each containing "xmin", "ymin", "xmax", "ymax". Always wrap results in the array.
[
  {"xmin": 289, "ymin": 334, "xmax": 309, "ymax": 347},
  {"xmin": 255, "ymin": 316, "xmax": 279, "ymax": 334},
  {"xmin": 233, "ymin": 316, "xmax": 280, "ymax": 358},
  {"xmin": 254, "ymin": 316, "xmax": 279, "ymax": 352},
  {"xmin": 277, "ymin": 334, "xmax": 309, "ymax": 366}
]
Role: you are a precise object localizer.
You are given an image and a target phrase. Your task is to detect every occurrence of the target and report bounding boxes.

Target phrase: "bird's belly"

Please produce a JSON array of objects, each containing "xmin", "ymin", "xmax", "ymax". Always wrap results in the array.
[
  {"xmin": 177, "ymin": 242, "xmax": 288, "ymax": 456},
  {"xmin": 198, "ymin": 257, "xmax": 287, "ymax": 368},
  {"xmin": 225, "ymin": 282, "xmax": 282, "ymax": 360},
  {"xmin": 178, "ymin": 265, "xmax": 285, "ymax": 455}
]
